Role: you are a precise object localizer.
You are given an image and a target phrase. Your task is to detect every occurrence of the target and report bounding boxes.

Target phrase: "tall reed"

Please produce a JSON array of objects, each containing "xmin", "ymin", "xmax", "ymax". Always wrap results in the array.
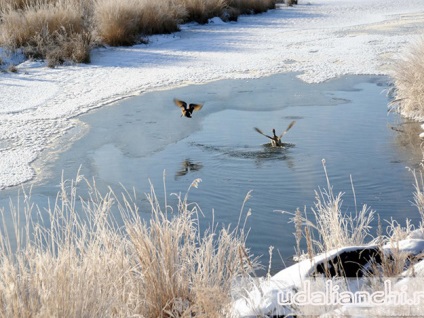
[
  {"xmin": 0, "ymin": 174, "xmax": 258, "ymax": 317},
  {"xmin": 181, "ymin": 0, "xmax": 226, "ymax": 24},
  {"xmin": 390, "ymin": 38, "xmax": 424, "ymax": 121},
  {"xmin": 0, "ymin": 0, "xmax": 278, "ymax": 64},
  {"xmin": 93, "ymin": 0, "xmax": 184, "ymax": 46},
  {"xmin": 0, "ymin": 0, "xmax": 91, "ymax": 65},
  {"xmin": 284, "ymin": 159, "xmax": 376, "ymax": 258}
]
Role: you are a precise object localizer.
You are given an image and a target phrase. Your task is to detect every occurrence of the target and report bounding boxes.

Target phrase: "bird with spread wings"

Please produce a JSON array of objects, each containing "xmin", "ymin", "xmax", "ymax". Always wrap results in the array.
[
  {"xmin": 174, "ymin": 98, "xmax": 203, "ymax": 118},
  {"xmin": 254, "ymin": 121, "xmax": 296, "ymax": 147}
]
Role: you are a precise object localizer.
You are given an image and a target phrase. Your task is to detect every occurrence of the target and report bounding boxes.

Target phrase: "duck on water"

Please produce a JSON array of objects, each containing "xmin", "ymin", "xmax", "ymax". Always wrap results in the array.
[{"xmin": 254, "ymin": 121, "xmax": 296, "ymax": 147}]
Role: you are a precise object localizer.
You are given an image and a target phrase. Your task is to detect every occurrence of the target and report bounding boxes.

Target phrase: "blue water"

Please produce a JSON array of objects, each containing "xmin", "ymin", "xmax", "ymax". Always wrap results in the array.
[{"xmin": 0, "ymin": 73, "xmax": 421, "ymax": 274}]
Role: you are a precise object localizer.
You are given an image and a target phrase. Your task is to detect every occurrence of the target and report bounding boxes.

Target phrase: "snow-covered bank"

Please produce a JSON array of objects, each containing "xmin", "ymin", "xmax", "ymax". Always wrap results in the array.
[
  {"xmin": 0, "ymin": 0, "xmax": 424, "ymax": 189},
  {"xmin": 233, "ymin": 235, "xmax": 424, "ymax": 317}
]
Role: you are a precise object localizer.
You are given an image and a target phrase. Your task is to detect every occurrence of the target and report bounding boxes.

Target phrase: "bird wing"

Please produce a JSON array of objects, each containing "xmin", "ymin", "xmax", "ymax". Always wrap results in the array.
[
  {"xmin": 189, "ymin": 103, "xmax": 203, "ymax": 112},
  {"xmin": 279, "ymin": 120, "xmax": 296, "ymax": 139},
  {"xmin": 254, "ymin": 127, "xmax": 273, "ymax": 140},
  {"xmin": 174, "ymin": 98, "xmax": 187, "ymax": 109}
]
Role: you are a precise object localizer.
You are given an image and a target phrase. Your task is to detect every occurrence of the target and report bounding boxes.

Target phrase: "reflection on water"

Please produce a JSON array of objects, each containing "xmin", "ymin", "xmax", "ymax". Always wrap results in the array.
[
  {"xmin": 192, "ymin": 142, "xmax": 296, "ymax": 169},
  {"xmin": 390, "ymin": 120, "xmax": 423, "ymax": 168},
  {"xmin": 1, "ymin": 73, "xmax": 423, "ymax": 275},
  {"xmin": 175, "ymin": 159, "xmax": 203, "ymax": 179}
]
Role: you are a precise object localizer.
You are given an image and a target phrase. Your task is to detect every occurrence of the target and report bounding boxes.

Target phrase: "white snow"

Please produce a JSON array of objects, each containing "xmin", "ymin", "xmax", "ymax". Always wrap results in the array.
[
  {"xmin": 233, "ymin": 243, "xmax": 424, "ymax": 317},
  {"xmin": 0, "ymin": 0, "xmax": 424, "ymax": 188}
]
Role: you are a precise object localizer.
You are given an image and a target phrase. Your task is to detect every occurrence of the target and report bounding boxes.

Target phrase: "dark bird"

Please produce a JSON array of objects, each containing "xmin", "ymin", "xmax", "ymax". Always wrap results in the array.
[
  {"xmin": 174, "ymin": 98, "xmax": 203, "ymax": 118},
  {"xmin": 254, "ymin": 120, "xmax": 296, "ymax": 147}
]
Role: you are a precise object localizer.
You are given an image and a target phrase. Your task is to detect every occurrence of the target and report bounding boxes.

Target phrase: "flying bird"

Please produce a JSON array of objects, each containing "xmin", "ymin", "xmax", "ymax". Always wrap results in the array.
[
  {"xmin": 254, "ymin": 120, "xmax": 296, "ymax": 147},
  {"xmin": 174, "ymin": 98, "xmax": 203, "ymax": 118}
]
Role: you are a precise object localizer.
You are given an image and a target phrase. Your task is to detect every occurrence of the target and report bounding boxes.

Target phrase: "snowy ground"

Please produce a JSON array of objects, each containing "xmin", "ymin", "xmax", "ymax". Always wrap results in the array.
[
  {"xmin": 232, "ymin": 232, "xmax": 424, "ymax": 316},
  {"xmin": 233, "ymin": 237, "xmax": 424, "ymax": 318},
  {"xmin": 0, "ymin": 0, "xmax": 424, "ymax": 189}
]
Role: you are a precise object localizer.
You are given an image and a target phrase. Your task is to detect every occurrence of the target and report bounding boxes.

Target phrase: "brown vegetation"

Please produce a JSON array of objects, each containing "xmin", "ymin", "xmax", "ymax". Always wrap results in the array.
[
  {"xmin": 284, "ymin": 159, "xmax": 376, "ymax": 259},
  {"xmin": 0, "ymin": 176, "xmax": 258, "ymax": 317},
  {"xmin": 0, "ymin": 0, "xmax": 278, "ymax": 66},
  {"xmin": 390, "ymin": 38, "xmax": 424, "ymax": 121},
  {"xmin": 0, "ymin": 0, "xmax": 91, "ymax": 66}
]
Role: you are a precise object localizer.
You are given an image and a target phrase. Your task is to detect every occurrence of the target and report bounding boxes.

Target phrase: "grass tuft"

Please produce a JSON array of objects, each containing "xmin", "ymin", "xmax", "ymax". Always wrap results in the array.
[
  {"xmin": 92, "ymin": 0, "xmax": 142, "ymax": 46},
  {"xmin": 181, "ymin": 0, "xmax": 225, "ymax": 24},
  {"xmin": 412, "ymin": 169, "xmax": 424, "ymax": 223},
  {"xmin": 0, "ymin": 0, "xmax": 91, "ymax": 66},
  {"xmin": 284, "ymin": 159, "xmax": 376, "ymax": 258},
  {"xmin": 0, "ymin": 174, "xmax": 258, "ymax": 317},
  {"xmin": 390, "ymin": 38, "xmax": 424, "ymax": 121}
]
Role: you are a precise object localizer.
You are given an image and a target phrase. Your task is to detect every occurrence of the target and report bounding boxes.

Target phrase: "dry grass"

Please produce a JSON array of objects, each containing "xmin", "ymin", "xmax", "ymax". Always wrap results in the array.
[
  {"xmin": 412, "ymin": 169, "xmax": 424, "ymax": 223},
  {"xmin": 181, "ymin": 0, "xmax": 225, "ymax": 24},
  {"xmin": 92, "ymin": 0, "xmax": 145, "ymax": 46},
  {"xmin": 361, "ymin": 218, "xmax": 415, "ymax": 281},
  {"xmin": 0, "ymin": 0, "xmax": 91, "ymax": 66},
  {"xmin": 0, "ymin": 174, "xmax": 258, "ymax": 317},
  {"xmin": 0, "ymin": 0, "xmax": 277, "ymax": 64},
  {"xmin": 93, "ymin": 0, "xmax": 184, "ymax": 46},
  {"xmin": 390, "ymin": 38, "xmax": 424, "ymax": 121},
  {"xmin": 284, "ymin": 159, "xmax": 376, "ymax": 258},
  {"xmin": 287, "ymin": 164, "xmax": 424, "ymax": 278},
  {"xmin": 137, "ymin": 2, "xmax": 186, "ymax": 35},
  {"xmin": 283, "ymin": 166, "xmax": 424, "ymax": 317}
]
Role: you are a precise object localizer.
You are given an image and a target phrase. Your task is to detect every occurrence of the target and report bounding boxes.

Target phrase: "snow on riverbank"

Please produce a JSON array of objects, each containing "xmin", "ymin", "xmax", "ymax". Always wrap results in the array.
[
  {"xmin": 0, "ymin": 0, "xmax": 424, "ymax": 189},
  {"xmin": 233, "ymin": 233, "xmax": 424, "ymax": 317}
]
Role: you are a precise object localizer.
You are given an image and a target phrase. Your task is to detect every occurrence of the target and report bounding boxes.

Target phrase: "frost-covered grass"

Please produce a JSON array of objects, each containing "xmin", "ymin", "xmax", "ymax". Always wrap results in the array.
[
  {"xmin": 3, "ymin": 166, "xmax": 424, "ymax": 317},
  {"xmin": 0, "ymin": 0, "xmax": 91, "ymax": 66},
  {"xmin": 0, "ymin": 174, "xmax": 258, "ymax": 317},
  {"xmin": 282, "ymin": 160, "xmax": 376, "ymax": 259},
  {"xmin": 92, "ymin": 0, "xmax": 183, "ymax": 46},
  {"xmin": 0, "ymin": 0, "xmax": 277, "ymax": 65},
  {"xmin": 390, "ymin": 38, "xmax": 424, "ymax": 121},
  {"xmin": 234, "ymin": 165, "xmax": 424, "ymax": 317}
]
